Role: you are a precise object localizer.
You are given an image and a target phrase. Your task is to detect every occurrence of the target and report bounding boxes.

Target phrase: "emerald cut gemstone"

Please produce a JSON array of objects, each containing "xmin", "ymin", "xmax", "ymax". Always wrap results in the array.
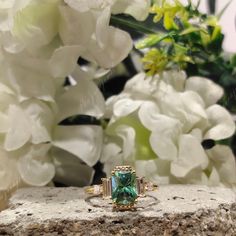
[{"xmin": 111, "ymin": 170, "xmax": 138, "ymax": 206}]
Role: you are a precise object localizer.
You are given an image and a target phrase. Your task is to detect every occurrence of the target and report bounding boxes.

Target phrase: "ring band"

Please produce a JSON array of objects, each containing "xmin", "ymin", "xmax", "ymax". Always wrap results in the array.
[{"xmin": 85, "ymin": 165, "xmax": 158, "ymax": 210}]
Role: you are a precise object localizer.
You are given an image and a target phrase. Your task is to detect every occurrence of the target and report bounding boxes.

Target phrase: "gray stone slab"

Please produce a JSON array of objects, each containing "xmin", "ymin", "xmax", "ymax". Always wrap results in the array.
[{"xmin": 0, "ymin": 185, "xmax": 236, "ymax": 235}]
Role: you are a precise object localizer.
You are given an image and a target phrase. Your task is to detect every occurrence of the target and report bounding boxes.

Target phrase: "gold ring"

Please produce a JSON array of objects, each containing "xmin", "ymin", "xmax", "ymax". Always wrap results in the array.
[{"xmin": 84, "ymin": 165, "xmax": 158, "ymax": 211}]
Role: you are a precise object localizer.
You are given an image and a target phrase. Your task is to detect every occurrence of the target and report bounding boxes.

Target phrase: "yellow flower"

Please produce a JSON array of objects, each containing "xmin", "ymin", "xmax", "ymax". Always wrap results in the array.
[
  {"xmin": 150, "ymin": 0, "xmax": 187, "ymax": 30},
  {"xmin": 142, "ymin": 48, "xmax": 169, "ymax": 75}
]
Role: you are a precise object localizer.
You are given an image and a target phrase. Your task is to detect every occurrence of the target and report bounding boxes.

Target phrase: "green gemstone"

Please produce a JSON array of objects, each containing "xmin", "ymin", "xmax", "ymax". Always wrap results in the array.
[{"xmin": 111, "ymin": 170, "xmax": 138, "ymax": 206}]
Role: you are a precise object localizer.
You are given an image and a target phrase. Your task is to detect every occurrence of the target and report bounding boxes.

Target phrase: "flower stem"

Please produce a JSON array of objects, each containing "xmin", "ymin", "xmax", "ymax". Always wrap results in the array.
[{"xmin": 110, "ymin": 16, "xmax": 157, "ymax": 35}]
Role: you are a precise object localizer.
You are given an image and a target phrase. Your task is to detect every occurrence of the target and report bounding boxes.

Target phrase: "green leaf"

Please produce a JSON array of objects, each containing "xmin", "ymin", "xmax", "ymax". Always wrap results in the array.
[
  {"xmin": 230, "ymin": 54, "xmax": 236, "ymax": 67},
  {"xmin": 110, "ymin": 15, "xmax": 157, "ymax": 35},
  {"xmin": 211, "ymin": 25, "xmax": 222, "ymax": 41},
  {"xmin": 180, "ymin": 27, "xmax": 208, "ymax": 35},
  {"xmin": 136, "ymin": 33, "xmax": 173, "ymax": 49},
  {"xmin": 174, "ymin": 43, "xmax": 188, "ymax": 54},
  {"xmin": 136, "ymin": 34, "xmax": 163, "ymax": 49},
  {"xmin": 200, "ymin": 31, "xmax": 211, "ymax": 47}
]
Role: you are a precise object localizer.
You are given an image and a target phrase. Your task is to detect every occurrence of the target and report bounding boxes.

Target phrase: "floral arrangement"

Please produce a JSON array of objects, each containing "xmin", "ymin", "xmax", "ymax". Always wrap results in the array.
[{"xmin": 0, "ymin": 0, "xmax": 235, "ymax": 197}]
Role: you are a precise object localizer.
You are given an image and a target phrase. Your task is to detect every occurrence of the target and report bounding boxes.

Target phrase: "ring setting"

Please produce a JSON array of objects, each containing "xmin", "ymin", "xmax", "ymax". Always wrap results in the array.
[{"xmin": 85, "ymin": 165, "xmax": 158, "ymax": 211}]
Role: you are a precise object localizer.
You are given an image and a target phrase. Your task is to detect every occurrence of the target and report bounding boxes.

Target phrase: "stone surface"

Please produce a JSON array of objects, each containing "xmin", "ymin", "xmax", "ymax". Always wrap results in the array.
[{"xmin": 0, "ymin": 185, "xmax": 236, "ymax": 235}]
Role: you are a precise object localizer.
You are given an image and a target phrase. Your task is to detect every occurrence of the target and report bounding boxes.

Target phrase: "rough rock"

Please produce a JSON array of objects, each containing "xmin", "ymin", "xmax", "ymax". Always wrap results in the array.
[{"xmin": 0, "ymin": 185, "xmax": 236, "ymax": 235}]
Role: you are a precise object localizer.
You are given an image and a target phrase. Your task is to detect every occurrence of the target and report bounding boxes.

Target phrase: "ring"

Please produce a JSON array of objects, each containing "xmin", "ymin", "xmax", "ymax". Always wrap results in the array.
[{"xmin": 84, "ymin": 165, "xmax": 158, "ymax": 211}]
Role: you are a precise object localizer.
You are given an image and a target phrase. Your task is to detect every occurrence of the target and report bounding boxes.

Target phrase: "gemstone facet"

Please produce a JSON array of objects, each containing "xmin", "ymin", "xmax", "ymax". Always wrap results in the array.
[{"xmin": 111, "ymin": 168, "xmax": 138, "ymax": 206}]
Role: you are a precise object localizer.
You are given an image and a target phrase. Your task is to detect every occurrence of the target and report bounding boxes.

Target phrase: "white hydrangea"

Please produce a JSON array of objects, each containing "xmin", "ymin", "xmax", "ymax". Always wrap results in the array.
[
  {"xmin": 0, "ymin": 0, "xmax": 150, "ymax": 72},
  {"xmin": 0, "ymin": 64, "xmax": 105, "ymax": 190},
  {"xmin": 101, "ymin": 71, "xmax": 236, "ymax": 186},
  {"xmin": 0, "ymin": 0, "xmax": 152, "ymax": 190}
]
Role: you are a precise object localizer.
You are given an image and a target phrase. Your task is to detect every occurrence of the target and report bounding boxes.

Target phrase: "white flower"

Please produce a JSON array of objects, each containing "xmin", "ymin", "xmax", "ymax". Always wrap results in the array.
[
  {"xmin": 101, "ymin": 71, "xmax": 236, "ymax": 186},
  {"xmin": 0, "ymin": 82, "xmax": 55, "ymax": 188},
  {"xmin": 111, "ymin": 0, "xmax": 151, "ymax": 21},
  {"xmin": 65, "ymin": 0, "xmax": 151, "ymax": 21},
  {"xmin": 60, "ymin": 1, "xmax": 133, "ymax": 69},
  {"xmin": 0, "ymin": 0, "xmax": 151, "ymax": 191},
  {"xmin": 0, "ymin": 64, "xmax": 105, "ymax": 190},
  {"xmin": 0, "ymin": 0, "xmax": 60, "ymax": 52},
  {"xmin": 0, "ymin": 148, "xmax": 21, "ymax": 191},
  {"xmin": 0, "ymin": 0, "xmax": 138, "ymax": 71}
]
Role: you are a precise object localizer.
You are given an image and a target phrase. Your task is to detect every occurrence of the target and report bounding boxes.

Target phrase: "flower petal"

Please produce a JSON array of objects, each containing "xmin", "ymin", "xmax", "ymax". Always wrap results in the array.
[
  {"xmin": 0, "ymin": 148, "xmax": 21, "ymax": 191},
  {"xmin": 149, "ymin": 116, "xmax": 181, "ymax": 161},
  {"xmin": 49, "ymin": 45, "xmax": 83, "ymax": 78},
  {"xmin": 96, "ymin": 7, "xmax": 110, "ymax": 48},
  {"xmin": 85, "ymin": 26, "xmax": 133, "ymax": 69},
  {"xmin": 171, "ymin": 134, "xmax": 209, "ymax": 178},
  {"xmin": 208, "ymin": 167, "xmax": 220, "ymax": 186},
  {"xmin": 178, "ymin": 167, "xmax": 208, "ymax": 185},
  {"xmin": 0, "ymin": 0, "xmax": 14, "ymax": 10},
  {"xmin": 53, "ymin": 125, "xmax": 103, "ymax": 166},
  {"xmin": 124, "ymin": 72, "xmax": 157, "ymax": 99},
  {"xmin": 64, "ymin": 0, "xmax": 114, "ymax": 12},
  {"xmin": 59, "ymin": 5, "xmax": 95, "ymax": 46},
  {"xmin": 0, "ymin": 112, "xmax": 10, "ymax": 133},
  {"xmin": 52, "ymin": 147, "xmax": 95, "ymax": 186},
  {"xmin": 101, "ymin": 142, "xmax": 121, "ymax": 163},
  {"xmin": 113, "ymin": 98, "xmax": 142, "ymax": 118},
  {"xmin": 112, "ymin": 0, "xmax": 151, "ymax": 21},
  {"xmin": 115, "ymin": 125, "xmax": 136, "ymax": 161},
  {"xmin": 161, "ymin": 70, "xmax": 186, "ymax": 92},
  {"xmin": 135, "ymin": 159, "xmax": 170, "ymax": 184},
  {"xmin": 206, "ymin": 145, "xmax": 236, "ymax": 185},
  {"xmin": 158, "ymin": 91, "xmax": 207, "ymax": 132},
  {"xmin": 186, "ymin": 76, "xmax": 224, "ymax": 106},
  {"xmin": 4, "ymin": 105, "xmax": 31, "ymax": 151},
  {"xmin": 21, "ymin": 99, "xmax": 53, "ymax": 144},
  {"xmin": 1, "ymin": 32, "xmax": 24, "ymax": 53},
  {"xmin": 56, "ymin": 77, "xmax": 105, "ymax": 122},
  {"xmin": 138, "ymin": 101, "xmax": 160, "ymax": 130},
  {"xmin": 204, "ymin": 104, "xmax": 236, "ymax": 140},
  {"xmin": 104, "ymin": 93, "xmax": 129, "ymax": 119},
  {"xmin": 12, "ymin": 0, "xmax": 60, "ymax": 49},
  {"xmin": 17, "ymin": 144, "xmax": 55, "ymax": 186},
  {"xmin": 101, "ymin": 142, "xmax": 123, "ymax": 175},
  {"xmin": 5, "ymin": 61, "xmax": 56, "ymax": 102},
  {"xmin": 63, "ymin": 0, "xmax": 91, "ymax": 12}
]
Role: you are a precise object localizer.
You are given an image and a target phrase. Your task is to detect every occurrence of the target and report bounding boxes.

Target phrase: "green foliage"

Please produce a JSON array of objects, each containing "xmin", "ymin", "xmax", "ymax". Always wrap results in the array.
[
  {"xmin": 136, "ymin": 0, "xmax": 236, "ymax": 112},
  {"xmin": 137, "ymin": 1, "xmax": 224, "ymax": 74}
]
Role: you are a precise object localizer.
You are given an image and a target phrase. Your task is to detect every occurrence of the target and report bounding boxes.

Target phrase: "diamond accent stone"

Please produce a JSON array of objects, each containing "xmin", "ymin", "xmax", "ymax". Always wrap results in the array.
[
  {"xmin": 93, "ymin": 185, "xmax": 102, "ymax": 195},
  {"xmin": 102, "ymin": 178, "xmax": 111, "ymax": 198},
  {"xmin": 136, "ymin": 177, "xmax": 145, "ymax": 196}
]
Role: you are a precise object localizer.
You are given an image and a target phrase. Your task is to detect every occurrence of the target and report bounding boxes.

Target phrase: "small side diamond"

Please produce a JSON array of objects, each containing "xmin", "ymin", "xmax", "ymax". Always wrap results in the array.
[
  {"xmin": 102, "ymin": 178, "xmax": 111, "ymax": 198},
  {"xmin": 93, "ymin": 185, "xmax": 102, "ymax": 195},
  {"xmin": 136, "ymin": 177, "xmax": 145, "ymax": 196}
]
